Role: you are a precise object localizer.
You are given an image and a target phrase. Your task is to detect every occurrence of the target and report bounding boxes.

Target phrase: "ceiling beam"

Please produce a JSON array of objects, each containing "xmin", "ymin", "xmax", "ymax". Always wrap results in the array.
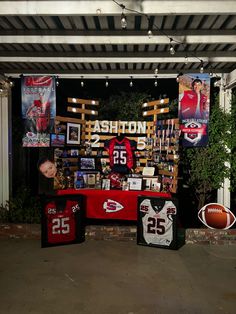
[
  {"xmin": 0, "ymin": 51, "xmax": 234, "ymax": 59},
  {"xmin": 1, "ymin": 71, "xmax": 221, "ymax": 79},
  {"xmin": 1, "ymin": 56, "xmax": 236, "ymax": 63},
  {"xmin": 0, "ymin": 30, "xmax": 236, "ymax": 37},
  {"xmin": 0, "ymin": 35, "xmax": 235, "ymax": 45},
  {"xmin": 1, "ymin": 1, "xmax": 236, "ymax": 15}
]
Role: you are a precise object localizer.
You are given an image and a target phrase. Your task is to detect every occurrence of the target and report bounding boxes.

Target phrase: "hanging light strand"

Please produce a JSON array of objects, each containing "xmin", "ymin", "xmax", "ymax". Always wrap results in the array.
[{"xmin": 112, "ymin": 0, "xmax": 215, "ymax": 76}]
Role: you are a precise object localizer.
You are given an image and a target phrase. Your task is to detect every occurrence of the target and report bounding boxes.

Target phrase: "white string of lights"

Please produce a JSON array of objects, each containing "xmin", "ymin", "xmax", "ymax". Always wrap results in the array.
[{"xmin": 112, "ymin": 0, "xmax": 218, "ymax": 81}]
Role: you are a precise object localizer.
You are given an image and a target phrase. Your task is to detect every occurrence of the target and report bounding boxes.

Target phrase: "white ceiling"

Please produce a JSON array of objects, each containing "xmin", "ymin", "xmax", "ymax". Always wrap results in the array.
[{"xmin": 0, "ymin": 0, "xmax": 236, "ymax": 79}]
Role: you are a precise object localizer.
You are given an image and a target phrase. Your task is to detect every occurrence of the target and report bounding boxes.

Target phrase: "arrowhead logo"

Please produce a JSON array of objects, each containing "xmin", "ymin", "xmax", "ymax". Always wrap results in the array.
[{"xmin": 103, "ymin": 199, "xmax": 124, "ymax": 213}]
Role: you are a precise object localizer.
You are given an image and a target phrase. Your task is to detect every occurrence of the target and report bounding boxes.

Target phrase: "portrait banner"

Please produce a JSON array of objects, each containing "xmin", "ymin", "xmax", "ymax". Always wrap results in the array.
[
  {"xmin": 21, "ymin": 76, "xmax": 56, "ymax": 147},
  {"xmin": 178, "ymin": 74, "xmax": 210, "ymax": 147}
]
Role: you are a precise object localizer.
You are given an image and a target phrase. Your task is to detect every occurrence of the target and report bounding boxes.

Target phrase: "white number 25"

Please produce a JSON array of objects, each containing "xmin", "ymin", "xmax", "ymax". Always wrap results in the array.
[{"xmin": 52, "ymin": 217, "xmax": 70, "ymax": 234}]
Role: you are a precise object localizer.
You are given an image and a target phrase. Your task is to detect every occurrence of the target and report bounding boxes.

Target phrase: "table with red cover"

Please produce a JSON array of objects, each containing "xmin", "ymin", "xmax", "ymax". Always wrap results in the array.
[{"xmin": 58, "ymin": 189, "xmax": 171, "ymax": 220}]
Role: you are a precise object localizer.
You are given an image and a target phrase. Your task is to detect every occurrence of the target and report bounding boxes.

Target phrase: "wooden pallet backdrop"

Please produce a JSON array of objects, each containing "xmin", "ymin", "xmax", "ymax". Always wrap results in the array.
[{"xmin": 54, "ymin": 97, "xmax": 179, "ymax": 193}]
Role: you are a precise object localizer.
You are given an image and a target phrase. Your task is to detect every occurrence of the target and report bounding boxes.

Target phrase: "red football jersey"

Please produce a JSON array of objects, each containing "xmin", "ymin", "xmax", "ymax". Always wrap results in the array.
[{"xmin": 42, "ymin": 197, "xmax": 85, "ymax": 247}]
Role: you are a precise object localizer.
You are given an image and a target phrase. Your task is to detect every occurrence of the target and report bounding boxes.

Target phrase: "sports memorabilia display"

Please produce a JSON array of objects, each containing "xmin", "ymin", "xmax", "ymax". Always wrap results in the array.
[
  {"xmin": 137, "ymin": 196, "xmax": 179, "ymax": 249},
  {"xmin": 41, "ymin": 194, "xmax": 85, "ymax": 247}
]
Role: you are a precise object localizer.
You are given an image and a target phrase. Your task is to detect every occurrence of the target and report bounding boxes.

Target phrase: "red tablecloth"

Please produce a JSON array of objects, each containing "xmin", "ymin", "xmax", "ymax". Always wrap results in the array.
[{"xmin": 58, "ymin": 189, "xmax": 171, "ymax": 220}]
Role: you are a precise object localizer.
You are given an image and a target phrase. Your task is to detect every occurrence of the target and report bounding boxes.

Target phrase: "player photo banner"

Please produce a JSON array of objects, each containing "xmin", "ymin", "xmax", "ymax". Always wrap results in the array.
[
  {"xmin": 21, "ymin": 75, "xmax": 56, "ymax": 147},
  {"xmin": 178, "ymin": 74, "xmax": 210, "ymax": 147}
]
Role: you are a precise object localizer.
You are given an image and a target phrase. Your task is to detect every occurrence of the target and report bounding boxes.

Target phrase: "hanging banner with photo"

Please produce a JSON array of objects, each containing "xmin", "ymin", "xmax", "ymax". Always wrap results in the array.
[
  {"xmin": 178, "ymin": 74, "xmax": 210, "ymax": 147},
  {"xmin": 21, "ymin": 76, "xmax": 56, "ymax": 147}
]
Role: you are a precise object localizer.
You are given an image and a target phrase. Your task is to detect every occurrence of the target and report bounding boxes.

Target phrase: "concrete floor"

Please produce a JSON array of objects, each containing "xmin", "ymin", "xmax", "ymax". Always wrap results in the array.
[{"xmin": 0, "ymin": 239, "xmax": 236, "ymax": 314}]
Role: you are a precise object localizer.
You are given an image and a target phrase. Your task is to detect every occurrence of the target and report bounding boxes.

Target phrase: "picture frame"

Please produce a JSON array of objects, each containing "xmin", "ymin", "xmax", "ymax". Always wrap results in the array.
[
  {"xmin": 41, "ymin": 194, "xmax": 86, "ymax": 248},
  {"xmin": 127, "ymin": 177, "xmax": 143, "ymax": 191},
  {"xmin": 102, "ymin": 179, "xmax": 110, "ymax": 190},
  {"xmin": 50, "ymin": 133, "xmax": 65, "ymax": 147},
  {"xmin": 137, "ymin": 196, "xmax": 180, "ymax": 250},
  {"xmin": 66, "ymin": 123, "xmax": 81, "ymax": 145},
  {"xmin": 143, "ymin": 177, "xmax": 152, "ymax": 190},
  {"xmin": 79, "ymin": 157, "xmax": 96, "ymax": 171},
  {"xmin": 70, "ymin": 149, "xmax": 79, "ymax": 157}
]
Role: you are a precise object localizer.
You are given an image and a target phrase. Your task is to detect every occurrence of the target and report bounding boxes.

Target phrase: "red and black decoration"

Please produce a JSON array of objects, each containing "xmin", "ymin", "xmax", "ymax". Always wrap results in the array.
[{"xmin": 41, "ymin": 194, "xmax": 85, "ymax": 247}]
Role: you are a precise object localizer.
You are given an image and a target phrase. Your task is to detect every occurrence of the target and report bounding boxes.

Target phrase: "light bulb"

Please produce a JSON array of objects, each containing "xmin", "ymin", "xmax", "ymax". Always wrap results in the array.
[
  {"xmin": 121, "ymin": 13, "xmax": 127, "ymax": 29},
  {"xmin": 154, "ymin": 67, "xmax": 159, "ymax": 75},
  {"xmin": 169, "ymin": 38, "xmax": 175, "ymax": 55},
  {"xmin": 105, "ymin": 80, "xmax": 109, "ymax": 87},
  {"xmin": 154, "ymin": 75, "xmax": 158, "ymax": 87},
  {"xmin": 148, "ymin": 30, "xmax": 153, "ymax": 38},
  {"xmin": 169, "ymin": 45, "xmax": 175, "ymax": 55}
]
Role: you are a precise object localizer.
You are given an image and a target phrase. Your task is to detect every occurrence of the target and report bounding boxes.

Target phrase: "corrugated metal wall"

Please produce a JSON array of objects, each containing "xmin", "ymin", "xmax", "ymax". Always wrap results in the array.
[{"xmin": 0, "ymin": 95, "xmax": 9, "ymax": 206}]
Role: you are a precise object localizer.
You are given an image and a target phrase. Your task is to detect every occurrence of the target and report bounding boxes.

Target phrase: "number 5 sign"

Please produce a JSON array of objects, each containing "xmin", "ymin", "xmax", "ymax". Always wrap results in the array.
[
  {"xmin": 137, "ymin": 196, "xmax": 182, "ymax": 250},
  {"xmin": 41, "ymin": 195, "xmax": 86, "ymax": 247}
]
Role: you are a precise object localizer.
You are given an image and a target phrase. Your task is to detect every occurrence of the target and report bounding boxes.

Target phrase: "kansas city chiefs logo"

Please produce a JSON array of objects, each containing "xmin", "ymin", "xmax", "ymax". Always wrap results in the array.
[{"xmin": 103, "ymin": 199, "xmax": 124, "ymax": 213}]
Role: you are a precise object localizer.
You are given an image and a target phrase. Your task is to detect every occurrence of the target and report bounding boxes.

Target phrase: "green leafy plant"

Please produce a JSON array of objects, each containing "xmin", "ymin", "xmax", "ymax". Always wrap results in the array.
[
  {"xmin": 182, "ymin": 92, "xmax": 236, "ymax": 210},
  {"xmin": 98, "ymin": 91, "xmax": 148, "ymax": 121},
  {"xmin": 229, "ymin": 91, "xmax": 236, "ymax": 190},
  {"xmin": 0, "ymin": 186, "xmax": 41, "ymax": 223}
]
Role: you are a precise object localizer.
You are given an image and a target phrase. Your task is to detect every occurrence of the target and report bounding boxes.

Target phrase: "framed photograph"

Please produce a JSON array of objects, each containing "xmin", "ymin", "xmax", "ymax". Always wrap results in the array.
[
  {"xmin": 143, "ymin": 177, "xmax": 152, "ymax": 190},
  {"xmin": 70, "ymin": 149, "xmax": 79, "ymax": 157},
  {"xmin": 66, "ymin": 123, "xmax": 81, "ymax": 145},
  {"xmin": 80, "ymin": 157, "xmax": 96, "ymax": 171},
  {"xmin": 74, "ymin": 171, "xmax": 85, "ymax": 189},
  {"xmin": 87, "ymin": 173, "xmax": 96, "ymax": 188},
  {"xmin": 50, "ymin": 133, "xmax": 65, "ymax": 147},
  {"xmin": 102, "ymin": 179, "xmax": 110, "ymax": 190},
  {"xmin": 142, "ymin": 167, "xmax": 155, "ymax": 176},
  {"xmin": 151, "ymin": 178, "xmax": 161, "ymax": 192},
  {"xmin": 127, "ymin": 177, "xmax": 143, "ymax": 191}
]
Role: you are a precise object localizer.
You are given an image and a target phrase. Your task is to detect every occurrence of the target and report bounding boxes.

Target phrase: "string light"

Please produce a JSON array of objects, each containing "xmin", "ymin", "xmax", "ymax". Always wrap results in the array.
[
  {"xmin": 154, "ymin": 76, "xmax": 158, "ymax": 87},
  {"xmin": 112, "ymin": 0, "xmax": 218, "ymax": 74},
  {"xmin": 121, "ymin": 12, "xmax": 127, "ymax": 29},
  {"xmin": 169, "ymin": 38, "xmax": 175, "ymax": 55},
  {"xmin": 81, "ymin": 76, "xmax": 84, "ymax": 87},
  {"xmin": 129, "ymin": 76, "xmax": 133, "ymax": 87},
  {"xmin": 105, "ymin": 77, "xmax": 109, "ymax": 87},
  {"xmin": 154, "ymin": 67, "xmax": 159, "ymax": 75},
  {"xmin": 176, "ymin": 72, "xmax": 183, "ymax": 83},
  {"xmin": 147, "ymin": 30, "xmax": 153, "ymax": 38},
  {"xmin": 55, "ymin": 75, "xmax": 59, "ymax": 86},
  {"xmin": 200, "ymin": 61, "xmax": 204, "ymax": 74}
]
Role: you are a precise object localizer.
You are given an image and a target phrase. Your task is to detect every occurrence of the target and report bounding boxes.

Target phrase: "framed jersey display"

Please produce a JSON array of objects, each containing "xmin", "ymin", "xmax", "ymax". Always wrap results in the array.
[
  {"xmin": 41, "ymin": 194, "xmax": 86, "ymax": 248},
  {"xmin": 137, "ymin": 196, "xmax": 179, "ymax": 250}
]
